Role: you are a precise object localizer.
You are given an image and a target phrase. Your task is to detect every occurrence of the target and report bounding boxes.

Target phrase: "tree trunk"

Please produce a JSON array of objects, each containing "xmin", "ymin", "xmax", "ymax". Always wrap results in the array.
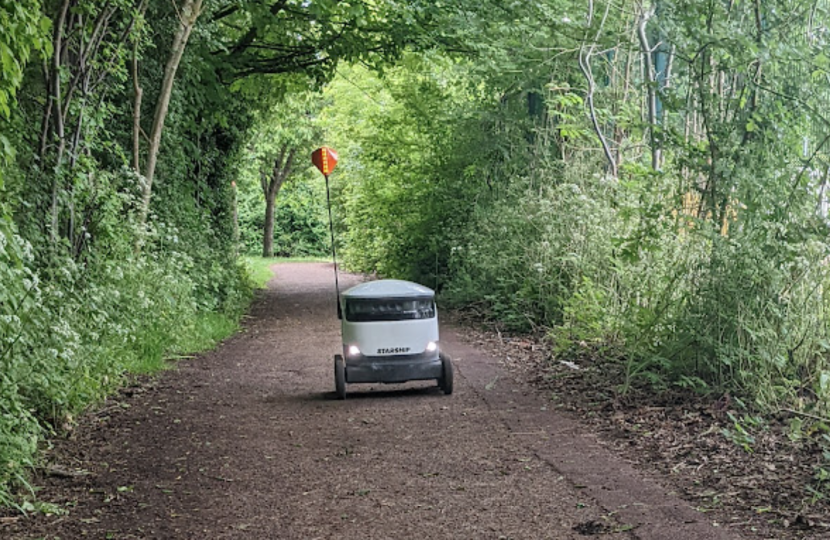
[
  {"xmin": 262, "ymin": 193, "xmax": 275, "ymax": 257},
  {"xmin": 260, "ymin": 146, "xmax": 297, "ymax": 258},
  {"xmin": 232, "ymin": 182, "xmax": 239, "ymax": 256},
  {"xmin": 137, "ymin": 0, "xmax": 203, "ymax": 232},
  {"xmin": 129, "ymin": 0, "xmax": 148, "ymax": 174},
  {"xmin": 49, "ymin": 0, "xmax": 72, "ymax": 243},
  {"xmin": 637, "ymin": 7, "xmax": 660, "ymax": 171},
  {"xmin": 132, "ymin": 36, "xmax": 143, "ymax": 172}
]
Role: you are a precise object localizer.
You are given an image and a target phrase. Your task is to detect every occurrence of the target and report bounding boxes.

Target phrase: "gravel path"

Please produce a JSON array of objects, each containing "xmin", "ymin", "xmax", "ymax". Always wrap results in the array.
[{"xmin": 4, "ymin": 263, "xmax": 740, "ymax": 539}]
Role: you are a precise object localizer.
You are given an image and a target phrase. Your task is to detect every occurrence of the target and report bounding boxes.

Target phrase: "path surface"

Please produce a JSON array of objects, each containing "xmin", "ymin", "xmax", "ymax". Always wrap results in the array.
[{"xmin": 8, "ymin": 263, "xmax": 739, "ymax": 539}]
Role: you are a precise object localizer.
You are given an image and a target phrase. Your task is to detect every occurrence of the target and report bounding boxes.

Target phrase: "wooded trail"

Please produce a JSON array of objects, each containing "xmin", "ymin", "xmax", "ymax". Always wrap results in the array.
[{"xmin": 7, "ymin": 263, "xmax": 737, "ymax": 539}]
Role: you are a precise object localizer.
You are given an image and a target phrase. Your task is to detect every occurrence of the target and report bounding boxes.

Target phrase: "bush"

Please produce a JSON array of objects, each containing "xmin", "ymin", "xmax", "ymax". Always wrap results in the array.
[
  {"xmin": 237, "ymin": 176, "xmax": 330, "ymax": 258},
  {"xmin": 0, "ymin": 211, "xmax": 253, "ymax": 506},
  {"xmin": 443, "ymin": 156, "xmax": 830, "ymax": 413}
]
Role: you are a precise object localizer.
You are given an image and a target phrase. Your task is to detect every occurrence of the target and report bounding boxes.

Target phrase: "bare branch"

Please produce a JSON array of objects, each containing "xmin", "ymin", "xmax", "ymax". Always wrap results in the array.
[
  {"xmin": 636, "ymin": 4, "xmax": 660, "ymax": 170},
  {"xmin": 577, "ymin": 0, "xmax": 617, "ymax": 178}
]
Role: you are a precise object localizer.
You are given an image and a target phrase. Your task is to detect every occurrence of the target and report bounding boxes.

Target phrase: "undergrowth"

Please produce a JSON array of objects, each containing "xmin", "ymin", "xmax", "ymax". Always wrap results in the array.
[
  {"xmin": 440, "ymin": 159, "xmax": 830, "ymax": 417},
  {"xmin": 0, "ymin": 217, "xmax": 254, "ymax": 510}
]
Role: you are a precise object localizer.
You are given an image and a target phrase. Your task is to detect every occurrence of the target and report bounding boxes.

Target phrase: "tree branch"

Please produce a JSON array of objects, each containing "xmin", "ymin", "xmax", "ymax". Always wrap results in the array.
[
  {"xmin": 637, "ymin": 5, "xmax": 660, "ymax": 170},
  {"xmin": 229, "ymin": 0, "xmax": 289, "ymax": 56},
  {"xmin": 577, "ymin": 0, "xmax": 617, "ymax": 178}
]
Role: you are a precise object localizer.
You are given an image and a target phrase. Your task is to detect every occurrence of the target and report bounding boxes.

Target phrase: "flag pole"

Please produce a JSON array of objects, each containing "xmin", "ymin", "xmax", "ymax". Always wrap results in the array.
[{"xmin": 324, "ymin": 173, "xmax": 341, "ymax": 318}]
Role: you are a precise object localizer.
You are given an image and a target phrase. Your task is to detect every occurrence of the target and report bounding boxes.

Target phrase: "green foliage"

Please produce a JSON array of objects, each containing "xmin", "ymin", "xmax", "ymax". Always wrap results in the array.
[
  {"xmin": 0, "ymin": 1, "xmax": 49, "ymax": 119},
  {"xmin": 0, "ymin": 0, "xmax": 249, "ymax": 507},
  {"xmin": 322, "ymin": 58, "xmax": 493, "ymax": 285},
  {"xmin": 0, "ymin": 0, "xmax": 49, "ymax": 189},
  {"xmin": 809, "ymin": 434, "xmax": 830, "ymax": 503},
  {"xmin": 247, "ymin": 177, "xmax": 329, "ymax": 257},
  {"xmin": 319, "ymin": 0, "xmax": 830, "ymax": 423},
  {"xmin": 0, "ymin": 207, "xmax": 252, "ymax": 505},
  {"xmin": 208, "ymin": 0, "xmax": 450, "ymax": 82},
  {"xmin": 234, "ymin": 93, "xmax": 330, "ymax": 258},
  {"xmin": 0, "ymin": 220, "xmax": 41, "ymax": 507},
  {"xmin": 3, "ymin": 0, "xmax": 830, "ymax": 512},
  {"xmin": 0, "ymin": 0, "xmax": 477, "ymax": 512}
]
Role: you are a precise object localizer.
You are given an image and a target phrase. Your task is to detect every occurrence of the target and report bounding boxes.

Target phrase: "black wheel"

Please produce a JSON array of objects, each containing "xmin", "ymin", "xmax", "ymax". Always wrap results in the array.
[
  {"xmin": 439, "ymin": 353, "xmax": 453, "ymax": 395},
  {"xmin": 334, "ymin": 354, "xmax": 346, "ymax": 400}
]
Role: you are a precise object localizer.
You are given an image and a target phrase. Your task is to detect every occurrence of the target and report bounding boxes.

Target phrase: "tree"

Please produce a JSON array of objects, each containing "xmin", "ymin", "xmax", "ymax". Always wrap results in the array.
[
  {"xmin": 242, "ymin": 94, "xmax": 321, "ymax": 257},
  {"xmin": 29, "ymin": 0, "xmax": 146, "ymax": 246},
  {"xmin": 260, "ymin": 144, "xmax": 297, "ymax": 257},
  {"xmin": 0, "ymin": 0, "xmax": 474, "ymax": 506},
  {"xmin": 320, "ymin": 0, "xmax": 830, "ymax": 417},
  {"xmin": 136, "ymin": 0, "xmax": 203, "ymax": 231},
  {"xmin": 208, "ymin": 0, "xmax": 440, "ymax": 81}
]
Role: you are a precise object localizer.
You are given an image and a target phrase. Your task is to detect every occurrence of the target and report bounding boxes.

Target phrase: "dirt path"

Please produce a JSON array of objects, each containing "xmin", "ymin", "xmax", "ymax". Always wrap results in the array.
[{"xmin": 6, "ymin": 263, "xmax": 740, "ymax": 539}]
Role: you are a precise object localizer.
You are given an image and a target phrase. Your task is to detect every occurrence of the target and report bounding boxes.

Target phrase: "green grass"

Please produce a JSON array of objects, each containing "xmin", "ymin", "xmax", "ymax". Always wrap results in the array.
[
  {"xmin": 244, "ymin": 256, "xmax": 329, "ymax": 289},
  {"xmin": 244, "ymin": 256, "xmax": 278, "ymax": 288},
  {"xmin": 120, "ymin": 313, "xmax": 241, "ymax": 375},
  {"xmin": 168, "ymin": 312, "xmax": 240, "ymax": 358},
  {"xmin": 185, "ymin": 312, "xmax": 240, "ymax": 352},
  {"xmin": 126, "ymin": 256, "xmax": 325, "ymax": 376},
  {"xmin": 130, "ymin": 256, "xmax": 330, "ymax": 375}
]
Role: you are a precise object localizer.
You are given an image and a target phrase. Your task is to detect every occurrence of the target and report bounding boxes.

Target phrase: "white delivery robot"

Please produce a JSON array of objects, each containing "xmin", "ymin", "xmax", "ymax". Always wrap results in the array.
[{"xmin": 334, "ymin": 279, "xmax": 453, "ymax": 399}]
